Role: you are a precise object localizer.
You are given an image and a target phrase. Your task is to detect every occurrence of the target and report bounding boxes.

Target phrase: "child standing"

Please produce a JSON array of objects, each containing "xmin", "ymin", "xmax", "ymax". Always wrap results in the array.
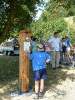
[{"xmin": 30, "ymin": 43, "xmax": 51, "ymax": 99}]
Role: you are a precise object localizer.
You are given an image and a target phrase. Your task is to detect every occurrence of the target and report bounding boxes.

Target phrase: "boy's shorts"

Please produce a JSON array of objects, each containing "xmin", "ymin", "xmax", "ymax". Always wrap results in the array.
[{"xmin": 33, "ymin": 68, "xmax": 47, "ymax": 81}]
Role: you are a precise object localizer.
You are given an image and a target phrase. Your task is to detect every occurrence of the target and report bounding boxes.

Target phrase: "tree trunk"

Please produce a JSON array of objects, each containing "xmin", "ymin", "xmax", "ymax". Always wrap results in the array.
[{"xmin": 19, "ymin": 30, "xmax": 32, "ymax": 92}]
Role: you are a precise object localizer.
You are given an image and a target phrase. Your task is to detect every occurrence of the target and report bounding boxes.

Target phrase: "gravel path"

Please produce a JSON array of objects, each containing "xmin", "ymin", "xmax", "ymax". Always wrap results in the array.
[{"xmin": 11, "ymin": 68, "xmax": 75, "ymax": 100}]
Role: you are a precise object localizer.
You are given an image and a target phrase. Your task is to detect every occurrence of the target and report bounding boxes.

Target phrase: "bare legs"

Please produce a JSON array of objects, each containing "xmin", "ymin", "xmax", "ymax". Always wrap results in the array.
[{"xmin": 35, "ymin": 79, "xmax": 44, "ymax": 93}]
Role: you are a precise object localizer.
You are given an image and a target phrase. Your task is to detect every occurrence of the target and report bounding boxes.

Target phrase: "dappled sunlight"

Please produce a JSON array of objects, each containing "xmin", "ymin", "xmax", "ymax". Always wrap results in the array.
[
  {"xmin": 0, "ymin": 80, "xmax": 18, "ymax": 94},
  {"xmin": 0, "ymin": 56, "xmax": 75, "ymax": 100},
  {"xmin": 45, "ymin": 66, "xmax": 75, "ymax": 92}
]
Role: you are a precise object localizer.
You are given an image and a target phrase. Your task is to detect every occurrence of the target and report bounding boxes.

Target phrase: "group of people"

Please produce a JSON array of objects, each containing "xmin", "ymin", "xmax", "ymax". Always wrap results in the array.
[{"xmin": 24, "ymin": 31, "xmax": 75, "ymax": 99}]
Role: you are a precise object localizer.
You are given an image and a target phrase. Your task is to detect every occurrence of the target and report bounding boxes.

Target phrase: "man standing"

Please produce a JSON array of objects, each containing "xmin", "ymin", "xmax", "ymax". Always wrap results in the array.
[
  {"xmin": 65, "ymin": 35, "xmax": 72, "ymax": 65},
  {"xmin": 48, "ymin": 31, "xmax": 61, "ymax": 69}
]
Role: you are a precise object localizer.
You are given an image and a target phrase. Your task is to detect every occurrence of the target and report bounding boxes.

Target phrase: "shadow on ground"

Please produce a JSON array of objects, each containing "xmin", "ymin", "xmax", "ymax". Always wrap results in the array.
[
  {"xmin": 0, "ymin": 56, "xmax": 19, "ymax": 100},
  {"xmin": 45, "ymin": 64, "xmax": 75, "ymax": 95},
  {"xmin": 0, "ymin": 56, "xmax": 75, "ymax": 100}
]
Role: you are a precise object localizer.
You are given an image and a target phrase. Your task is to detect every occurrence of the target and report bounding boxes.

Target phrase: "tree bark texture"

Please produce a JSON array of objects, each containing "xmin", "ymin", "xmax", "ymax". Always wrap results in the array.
[{"xmin": 19, "ymin": 30, "xmax": 32, "ymax": 92}]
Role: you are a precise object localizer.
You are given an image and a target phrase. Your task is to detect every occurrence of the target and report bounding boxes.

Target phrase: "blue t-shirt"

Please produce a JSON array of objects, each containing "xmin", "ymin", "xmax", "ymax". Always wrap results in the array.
[
  {"xmin": 30, "ymin": 51, "xmax": 51, "ymax": 71},
  {"xmin": 65, "ymin": 38, "xmax": 71, "ymax": 47}
]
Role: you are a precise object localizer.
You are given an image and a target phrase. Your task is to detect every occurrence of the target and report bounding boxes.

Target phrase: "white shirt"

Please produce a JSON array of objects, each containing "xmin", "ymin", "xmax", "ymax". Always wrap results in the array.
[{"xmin": 48, "ymin": 37, "xmax": 61, "ymax": 51}]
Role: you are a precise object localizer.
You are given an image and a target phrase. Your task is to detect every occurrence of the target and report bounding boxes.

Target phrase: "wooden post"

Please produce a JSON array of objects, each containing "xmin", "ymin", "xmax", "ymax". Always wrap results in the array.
[{"xmin": 19, "ymin": 30, "xmax": 32, "ymax": 93}]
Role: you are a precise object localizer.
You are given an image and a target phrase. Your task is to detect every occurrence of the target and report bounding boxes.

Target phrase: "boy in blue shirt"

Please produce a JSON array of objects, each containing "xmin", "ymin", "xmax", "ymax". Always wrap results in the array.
[{"xmin": 30, "ymin": 43, "xmax": 51, "ymax": 99}]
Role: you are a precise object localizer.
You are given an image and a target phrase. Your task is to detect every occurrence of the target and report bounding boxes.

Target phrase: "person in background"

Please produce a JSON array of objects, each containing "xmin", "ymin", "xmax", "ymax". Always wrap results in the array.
[
  {"xmin": 24, "ymin": 37, "xmax": 31, "ymax": 53},
  {"xmin": 65, "ymin": 35, "xmax": 72, "ymax": 65},
  {"xmin": 31, "ymin": 36, "xmax": 37, "ymax": 52},
  {"xmin": 48, "ymin": 31, "xmax": 61, "ymax": 69},
  {"xmin": 60, "ymin": 37, "xmax": 67, "ymax": 64},
  {"xmin": 44, "ymin": 42, "xmax": 52, "ymax": 53},
  {"xmin": 30, "ymin": 43, "xmax": 51, "ymax": 99},
  {"xmin": 72, "ymin": 45, "xmax": 75, "ymax": 67}
]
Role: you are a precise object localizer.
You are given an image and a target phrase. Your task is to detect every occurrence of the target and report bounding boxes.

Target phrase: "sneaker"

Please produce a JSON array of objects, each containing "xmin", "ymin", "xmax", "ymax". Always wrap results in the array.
[
  {"xmin": 33, "ymin": 93, "xmax": 39, "ymax": 99},
  {"xmin": 39, "ymin": 92, "xmax": 44, "ymax": 98}
]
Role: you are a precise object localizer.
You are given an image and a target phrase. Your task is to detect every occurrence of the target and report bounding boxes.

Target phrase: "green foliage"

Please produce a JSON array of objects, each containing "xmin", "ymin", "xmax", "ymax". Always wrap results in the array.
[
  {"xmin": 69, "ymin": 30, "xmax": 75, "ymax": 44},
  {"xmin": 0, "ymin": 0, "xmax": 75, "ymax": 43},
  {"xmin": 0, "ymin": 0, "xmax": 40, "ymax": 42},
  {"xmin": 31, "ymin": 0, "xmax": 75, "ymax": 43},
  {"xmin": 31, "ymin": 17, "xmax": 67, "ymax": 41}
]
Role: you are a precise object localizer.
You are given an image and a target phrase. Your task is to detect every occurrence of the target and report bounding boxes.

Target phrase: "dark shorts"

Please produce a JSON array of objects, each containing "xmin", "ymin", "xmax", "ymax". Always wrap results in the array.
[
  {"xmin": 33, "ymin": 68, "xmax": 47, "ymax": 81},
  {"xmin": 62, "ymin": 46, "xmax": 66, "ymax": 53}
]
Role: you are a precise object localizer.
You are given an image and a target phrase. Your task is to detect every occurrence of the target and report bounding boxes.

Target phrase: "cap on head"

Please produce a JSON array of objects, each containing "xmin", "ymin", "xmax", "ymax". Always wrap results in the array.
[{"xmin": 37, "ymin": 43, "xmax": 44, "ymax": 51}]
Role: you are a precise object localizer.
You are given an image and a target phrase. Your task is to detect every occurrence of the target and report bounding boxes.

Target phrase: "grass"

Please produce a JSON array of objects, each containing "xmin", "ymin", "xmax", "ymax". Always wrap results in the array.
[
  {"xmin": 0, "ymin": 55, "xmax": 19, "ymax": 100},
  {"xmin": 0, "ymin": 56, "xmax": 19, "ymax": 83}
]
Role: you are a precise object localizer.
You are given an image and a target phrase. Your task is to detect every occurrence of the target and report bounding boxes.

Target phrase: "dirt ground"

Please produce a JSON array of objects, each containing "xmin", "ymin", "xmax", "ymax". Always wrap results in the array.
[{"xmin": 1, "ymin": 67, "xmax": 75, "ymax": 100}]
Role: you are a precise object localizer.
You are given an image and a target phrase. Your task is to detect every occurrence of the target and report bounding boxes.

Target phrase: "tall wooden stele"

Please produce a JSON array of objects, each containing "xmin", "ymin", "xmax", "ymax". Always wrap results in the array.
[{"xmin": 19, "ymin": 30, "xmax": 32, "ymax": 93}]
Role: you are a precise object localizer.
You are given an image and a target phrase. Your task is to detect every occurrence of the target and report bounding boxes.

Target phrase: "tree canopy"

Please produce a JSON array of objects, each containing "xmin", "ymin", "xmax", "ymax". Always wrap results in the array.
[
  {"xmin": 31, "ymin": 0, "xmax": 75, "ymax": 43},
  {"xmin": 0, "ymin": 0, "xmax": 75, "ymax": 43},
  {"xmin": 0, "ymin": 0, "xmax": 40, "ymax": 42}
]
